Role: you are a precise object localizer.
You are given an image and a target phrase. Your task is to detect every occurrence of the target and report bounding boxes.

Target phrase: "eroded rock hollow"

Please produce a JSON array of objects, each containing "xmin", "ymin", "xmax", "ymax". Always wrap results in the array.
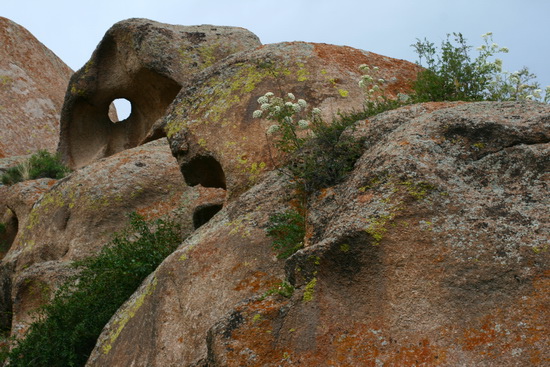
[{"xmin": 58, "ymin": 18, "xmax": 261, "ymax": 169}]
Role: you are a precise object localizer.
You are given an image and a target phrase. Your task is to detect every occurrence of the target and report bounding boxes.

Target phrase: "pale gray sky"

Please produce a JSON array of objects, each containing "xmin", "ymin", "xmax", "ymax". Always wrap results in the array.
[{"xmin": 3, "ymin": 0, "xmax": 549, "ymax": 98}]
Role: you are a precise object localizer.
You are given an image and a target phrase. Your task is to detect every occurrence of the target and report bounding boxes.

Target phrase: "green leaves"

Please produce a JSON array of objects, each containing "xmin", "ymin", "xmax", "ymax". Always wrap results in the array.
[
  {"xmin": 4, "ymin": 213, "xmax": 181, "ymax": 366},
  {"xmin": 1, "ymin": 150, "xmax": 71, "ymax": 185},
  {"xmin": 411, "ymin": 32, "xmax": 548, "ymax": 103},
  {"xmin": 266, "ymin": 209, "xmax": 305, "ymax": 259}
]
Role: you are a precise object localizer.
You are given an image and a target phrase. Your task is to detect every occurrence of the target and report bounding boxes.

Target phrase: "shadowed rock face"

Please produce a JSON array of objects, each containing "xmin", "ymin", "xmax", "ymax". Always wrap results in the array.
[
  {"xmin": 58, "ymin": 18, "xmax": 261, "ymax": 169},
  {"xmin": 87, "ymin": 101, "xmax": 549, "ymax": 367},
  {"xmin": 0, "ymin": 17, "xmax": 73, "ymax": 158},
  {"xmin": 163, "ymin": 41, "xmax": 421, "ymax": 198}
]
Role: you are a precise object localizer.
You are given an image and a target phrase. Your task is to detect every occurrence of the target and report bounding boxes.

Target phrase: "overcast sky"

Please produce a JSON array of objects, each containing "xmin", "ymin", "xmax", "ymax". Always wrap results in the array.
[{"xmin": 3, "ymin": 0, "xmax": 549, "ymax": 99}]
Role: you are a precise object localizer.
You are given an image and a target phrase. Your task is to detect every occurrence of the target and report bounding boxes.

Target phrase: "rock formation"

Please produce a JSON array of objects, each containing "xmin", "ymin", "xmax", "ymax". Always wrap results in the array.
[
  {"xmin": 0, "ymin": 17, "xmax": 548, "ymax": 367},
  {"xmin": 0, "ymin": 139, "xmax": 212, "ymax": 338},
  {"xmin": 87, "ymin": 101, "xmax": 550, "ymax": 366},
  {"xmin": 0, "ymin": 17, "xmax": 73, "ymax": 158},
  {"xmin": 163, "ymin": 41, "xmax": 420, "ymax": 198},
  {"xmin": 58, "ymin": 18, "xmax": 261, "ymax": 169}
]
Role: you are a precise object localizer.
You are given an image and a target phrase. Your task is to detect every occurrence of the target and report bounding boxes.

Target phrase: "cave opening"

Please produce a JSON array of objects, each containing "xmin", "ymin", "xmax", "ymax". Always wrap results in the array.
[
  {"xmin": 0, "ymin": 209, "xmax": 18, "ymax": 257},
  {"xmin": 193, "ymin": 204, "xmax": 223, "ymax": 229},
  {"xmin": 181, "ymin": 155, "xmax": 227, "ymax": 189}
]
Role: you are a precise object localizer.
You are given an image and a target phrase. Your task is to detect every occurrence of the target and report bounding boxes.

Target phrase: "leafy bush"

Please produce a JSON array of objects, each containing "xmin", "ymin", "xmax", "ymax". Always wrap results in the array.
[
  {"xmin": 4, "ymin": 213, "xmax": 181, "ymax": 367},
  {"xmin": 266, "ymin": 209, "xmax": 305, "ymax": 259},
  {"xmin": 253, "ymin": 93, "xmax": 364, "ymax": 194},
  {"xmin": 411, "ymin": 32, "xmax": 549, "ymax": 103},
  {"xmin": 411, "ymin": 32, "xmax": 505, "ymax": 102},
  {"xmin": 1, "ymin": 150, "xmax": 71, "ymax": 185}
]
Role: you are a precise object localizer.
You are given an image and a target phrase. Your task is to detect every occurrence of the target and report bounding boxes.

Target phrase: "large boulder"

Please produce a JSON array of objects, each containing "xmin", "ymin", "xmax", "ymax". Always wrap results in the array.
[
  {"xmin": 0, "ymin": 139, "xmax": 221, "ymax": 338},
  {"xmin": 163, "ymin": 42, "xmax": 421, "ymax": 198},
  {"xmin": 58, "ymin": 18, "xmax": 261, "ymax": 169},
  {"xmin": 0, "ymin": 17, "xmax": 73, "ymax": 158},
  {"xmin": 88, "ymin": 101, "xmax": 549, "ymax": 366}
]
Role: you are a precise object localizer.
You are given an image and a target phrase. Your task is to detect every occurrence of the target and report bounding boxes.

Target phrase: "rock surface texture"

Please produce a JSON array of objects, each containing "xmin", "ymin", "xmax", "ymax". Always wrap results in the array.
[
  {"xmin": 0, "ymin": 139, "xmax": 202, "ymax": 337},
  {"xmin": 164, "ymin": 41, "xmax": 420, "ymax": 198},
  {"xmin": 87, "ymin": 101, "xmax": 549, "ymax": 366},
  {"xmin": 0, "ymin": 17, "xmax": 73, "ymax": 158},
  {"xmin": 58, "ymin": 18, "xmax": 261, "ymax": 169}
]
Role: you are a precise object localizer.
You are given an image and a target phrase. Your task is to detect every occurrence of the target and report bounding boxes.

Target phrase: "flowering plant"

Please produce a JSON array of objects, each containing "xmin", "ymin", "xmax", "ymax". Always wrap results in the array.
[
  {"xmin": 253, "ymin": 92, "xmax": 362, "ymax": 193},
  {"xmin": 253, "ymin": 92, "xmax": 320, "ymax": 154}
]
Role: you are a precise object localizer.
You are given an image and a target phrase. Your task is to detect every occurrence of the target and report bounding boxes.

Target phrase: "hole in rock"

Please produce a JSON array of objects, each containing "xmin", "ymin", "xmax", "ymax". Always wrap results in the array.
[
  {"xmin": 0, "ymin": 209, "xmax": 17, "ymax": 335},
  {"xmin": 110, "ymin": 98, "xmax": 132, "ymax": 122},
  {"xmin": 0, "ymin": 271, "xmax": 12, "ymax": 336},
  {"xmin": 193, "ymin": 204, "xmax": 223, "ymax": 229},
  {"xmin": 0, "ymin": 209, "xmax": 18, "ymax": 256},
  {"xmin": 181, "ymin": 156, "xmax": 227, "ymax": 189}
]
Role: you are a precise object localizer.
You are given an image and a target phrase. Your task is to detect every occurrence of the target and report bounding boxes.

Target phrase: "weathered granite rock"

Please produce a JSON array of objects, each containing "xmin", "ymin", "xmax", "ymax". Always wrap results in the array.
[
  {"xmin": 58, "ymin": 18, "xmax": 261, "ymax": 169},
  {"xmin": 87, "ymin": 171, "xmax": 289, "ymax": 366},
  {"xmin": 0, "ymin": 17, "xmax": 73, "ymax": 158},
  {"xmin": 163, "ymin": 41, "xmax": 421, "ymax": 198},
  {"xmin": 0, "ymin": 139, "xmax": 219, "ymax": 337},
  {"xmin": 88, "ymin": 101, "xmax": 549, "ymax": 366}
]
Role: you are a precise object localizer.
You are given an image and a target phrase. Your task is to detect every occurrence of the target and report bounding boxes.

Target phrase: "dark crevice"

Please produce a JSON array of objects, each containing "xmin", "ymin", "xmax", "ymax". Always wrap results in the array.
[
  {"xmin": 0, "ymin": 209, "xmax": 18, "ymax": 335},
  {"xmin": 0, "ymin": 263, "xmax": 13, "ymax": 336},
  {"xmin": 0, "ymin": 208, "xmax": 18, "ymax": 256},
  {"xmin": 181, "ymin": 156, "xmax": 226, "ymax": 189},
  {"xmin": 472, "ymin": 138, "xmax": 550, "ymax": 162},
  {"xmin": 193, "ymin": 204, "xmax": 223, "ymax": 229}
]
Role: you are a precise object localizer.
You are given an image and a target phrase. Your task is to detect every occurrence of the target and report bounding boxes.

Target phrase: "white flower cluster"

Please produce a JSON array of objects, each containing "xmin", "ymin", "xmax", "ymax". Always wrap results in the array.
[
  {"xmin": 486, "ymin": 66, "xmax": 550, "ymax": 103},
  {"xmin": 358, "ymin": 64, "xmax": 389, "ymax": 102},
  {"xmin": 252, "ymin": 92, "xmax": 319, "ymax": 135}
]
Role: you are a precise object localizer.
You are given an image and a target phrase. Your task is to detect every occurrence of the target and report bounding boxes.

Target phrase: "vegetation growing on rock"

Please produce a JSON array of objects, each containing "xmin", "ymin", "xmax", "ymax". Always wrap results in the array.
[
  {"xmin": 1, "ymin": 150, "xmax": 70, "ymax": 185},
  {"xmin": 3, "ymin": 213, "xmax": 181, "ymax": 367}
]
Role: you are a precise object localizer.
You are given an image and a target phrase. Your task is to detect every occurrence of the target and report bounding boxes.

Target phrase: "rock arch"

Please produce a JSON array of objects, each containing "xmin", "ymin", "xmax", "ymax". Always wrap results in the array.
[{"xmin": 58, "ymin": 18, "xmax": 261, "ymax": 169}]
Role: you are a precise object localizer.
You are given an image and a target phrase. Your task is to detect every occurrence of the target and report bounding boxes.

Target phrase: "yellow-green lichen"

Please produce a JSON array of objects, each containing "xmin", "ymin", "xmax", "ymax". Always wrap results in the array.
[
  {"xmin": 296, "ymin": 62, "xmax": 310, "ymax": 82},
  {"xmin": 532, "ymin": 244, "xmax": 549, "ymax": 254},
  {"xmin": 364, "ymin": 212, "xmax": 396, "ymax": 246},
  {"xmin": 236, "ymin": 153, "xmax": 267, "ymax": 184},
  {"xmin": 398, "ymin": 180, "xmax": 436, "ymax": 201},
  {"xmin": 0, "ymin": 75, "xmax": 12, "ymax": 85},
  {"xmin": 178, "ymin": 244, "xmax": 196, "ymax": 261},
  {"xmin": 70, "ymin": 85, "xmax": 86, "ymax": 96},
  {"xmin": 340, "ymin": 243, "xmax": 350, "ymax": 252},
  {"xmin": 338, "ymin": 89, "xmax": 349, "ymax": 98},
  {"xmin": 102, "ymin": 277, "xmax": 157, "ymax": 354},
  {"xmin": 303, "ymin": 277, "xmax": 318, "ymax": 302},
  {"xmin": 252, "ymin": 313, "xmax": 263, "ymax": 323},
  {"xmin": 225, "ymin": 214, "xmax": 253, "ymax": 238},
  {"xmin": 179, "ymin": 42, "xmax": 237, "ymax": 71}
]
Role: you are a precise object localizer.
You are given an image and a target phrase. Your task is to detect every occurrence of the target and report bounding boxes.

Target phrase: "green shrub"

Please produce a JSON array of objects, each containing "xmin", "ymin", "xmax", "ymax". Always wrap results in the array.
[
  {"xmin": 411, "ymin": 32, "xmax": 502, "ymax": 102},
  {"xmin": 411, "ymin": 32, "xmax": 549, "ymax": 103},
  {"xmin": 1, "ymin": 150, "xmax": 71, "ymax": 185},
  {"xmin": 5, "ymin": 213, "xmax": 181, "ymax": 367},
  {"xmin": 266, "ymin": 209, "xmax": 305, "ymax": 259},
  {"xmin": 294, "ymin": 113, "xmax": 364, "ymax": 193}
]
